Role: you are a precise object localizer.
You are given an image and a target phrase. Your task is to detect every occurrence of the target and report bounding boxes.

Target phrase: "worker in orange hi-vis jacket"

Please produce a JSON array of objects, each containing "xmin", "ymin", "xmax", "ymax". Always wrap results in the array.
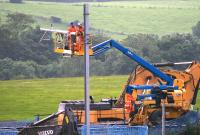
[
  {"xmin": 68, "ymin": 22, "xmax": 77, "ymax": 51},
  {"xmin": 77, "ymin": 23, "xmax": 84, "ymax": 34},
  {"xmin": 76, "ymin": 23, "xmax": 84, "ymax": 51},
  {"xmin": 77, "ymin": 23, "xmax": 84, "ymax": 42}
]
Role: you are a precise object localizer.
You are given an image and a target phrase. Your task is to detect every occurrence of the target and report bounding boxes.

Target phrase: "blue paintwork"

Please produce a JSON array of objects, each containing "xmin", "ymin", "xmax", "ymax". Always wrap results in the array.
[
  {"xmin": 127, "ymin": 85, "xmax": 178, "ymax": 91},
  {"xmin": 126, "ymin": 85, "xmax": 179, "ymax": 100},
  {"xmin": 92, "ymin": 39, "xmax": 173, "ymax": 85},
  {"xmin": 126, "ymin": 84, "xmax": 178, "ymax": 94}
]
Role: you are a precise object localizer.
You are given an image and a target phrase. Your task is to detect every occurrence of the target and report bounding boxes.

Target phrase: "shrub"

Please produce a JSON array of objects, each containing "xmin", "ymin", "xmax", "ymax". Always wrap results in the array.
[
  {"xmin": 9, "ymin": 0, "xmax": 22, "ymax": 3},
  {"xmin": 50, "ymin": 16, "xmax": 62, "ymax": 23}
]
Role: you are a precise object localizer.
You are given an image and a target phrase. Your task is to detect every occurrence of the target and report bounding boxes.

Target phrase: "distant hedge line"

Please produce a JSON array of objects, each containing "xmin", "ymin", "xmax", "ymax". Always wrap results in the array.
[
  {"xmin": 1, "ymin": 13, "xmax": 200, "ymax": 80},
  {"xmin": 23, "ymin": 0, "xmax": 144, "ymax": 2},
  {"xmin": 24, "ymin": 0, "xmax": 111, "ymax": 2}
]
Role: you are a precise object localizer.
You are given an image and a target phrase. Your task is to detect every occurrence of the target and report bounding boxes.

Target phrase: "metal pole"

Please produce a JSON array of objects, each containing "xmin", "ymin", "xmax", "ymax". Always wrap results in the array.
[
  {"xmin": 84, "ymin": 3, "xmax": 90, "ymax": 135},
  {"xmin": 162, "ymin": 100, "xmax": 165, "ymax": 135}
]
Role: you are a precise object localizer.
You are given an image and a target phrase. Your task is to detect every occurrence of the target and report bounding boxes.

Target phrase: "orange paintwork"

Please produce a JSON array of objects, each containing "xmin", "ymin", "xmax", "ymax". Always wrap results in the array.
[
  {"xmin": 122, "ymin": 61, "xmax": 200, "ymax": 125},
  {"xmin": 63, "ymin": 62, "xmax": 200, "ymax": 125},
  {"xmin": 73, "ymin": 108, "xmax": 129, "ymax": 124},
  {"xmin": 57, "ymin": 108, "xmax": 129, "ymax": 124}
]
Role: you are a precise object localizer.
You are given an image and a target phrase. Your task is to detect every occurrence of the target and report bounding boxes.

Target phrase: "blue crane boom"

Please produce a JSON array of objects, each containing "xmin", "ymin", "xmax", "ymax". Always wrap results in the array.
[{"xmin": 92, "ymin": 39, "xmax": 173, "ymax": 85}]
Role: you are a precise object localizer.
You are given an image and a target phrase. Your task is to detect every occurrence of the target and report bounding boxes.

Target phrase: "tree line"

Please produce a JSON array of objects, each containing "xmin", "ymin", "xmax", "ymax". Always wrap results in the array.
[
  {"xmin": 0, "ymin": 13, "xmax": 200, "ymax": 80},
  {"xmin": 10, "ymin": 0, "xmax": 157, "ymax": 3},
  {"xmin": 10, "ymin": 0, "xmax": 113, "ymax": 3}
]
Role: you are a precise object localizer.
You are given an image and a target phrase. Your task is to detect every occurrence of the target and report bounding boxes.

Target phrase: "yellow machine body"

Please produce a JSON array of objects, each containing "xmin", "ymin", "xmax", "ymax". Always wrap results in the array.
[
  {"xmin": 118, "ymin": 61, "xmax": 200, "ymax": 125},
  {"xmin": 56, "ymin": 62, "xmax": 200, "ymax": 125}
]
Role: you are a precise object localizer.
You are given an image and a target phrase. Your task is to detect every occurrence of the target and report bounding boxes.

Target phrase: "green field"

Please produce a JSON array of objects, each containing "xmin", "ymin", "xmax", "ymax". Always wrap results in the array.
[
  {"xmin": 0, "ymin": 75, "xmax": 200, "ymax": 121},
  {"xmin": 1, "ymin": 0, "xmax": 200, "ymax": 121},
  {"xmin": 1, "ymin": 0, "xmax": 200, "ymax": 39},
  {"xmin": 0, "ymin": 75, "xmax": 128, "ymax": 120}
]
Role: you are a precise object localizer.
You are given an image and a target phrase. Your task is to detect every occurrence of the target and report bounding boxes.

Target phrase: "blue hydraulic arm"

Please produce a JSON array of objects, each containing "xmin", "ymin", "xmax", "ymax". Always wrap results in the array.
[
  {"xmin": 126, "ymin": 85, "xmax": 178, "ymax": 94},
  {"xmin": 126, "ymin": 85, "xmax": 179, "ymax": 99},
  {"xmin": 92, "ymin": 39, "xmax": 173, "ymax": 85}
]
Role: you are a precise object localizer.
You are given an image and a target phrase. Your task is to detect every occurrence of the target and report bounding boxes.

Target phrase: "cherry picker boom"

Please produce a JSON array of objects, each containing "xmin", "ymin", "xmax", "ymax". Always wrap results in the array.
[{"xmin": 92, "ymin": 39, "xmax": 174, "ymax": 85}]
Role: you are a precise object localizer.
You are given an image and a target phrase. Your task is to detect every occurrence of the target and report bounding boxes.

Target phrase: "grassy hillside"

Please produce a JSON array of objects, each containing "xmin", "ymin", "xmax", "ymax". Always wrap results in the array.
[
  {"xmin": 0, "ymin": 75, "xmax": 128, "ymax": 120},
  {"xmin": 0, "ymin": 0, "xmax": 200, "ymax": 39},
  {"xmin": 0, "ymin": 75, "xmax": 200, "ymax": 121}
]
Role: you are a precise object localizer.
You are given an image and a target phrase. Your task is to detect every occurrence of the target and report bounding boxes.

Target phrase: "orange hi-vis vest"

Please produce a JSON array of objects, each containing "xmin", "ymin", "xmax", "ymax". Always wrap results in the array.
[
  {"xmin": 78, "ymin": 26, "xmax": 84, "ymax": 33},
  {"xmin": 125, "ymin": 90, "xmax": 137, "ymax": 113},
  {"xmin": 125, "ymin": 93, "xmax": 133, "ymax": 113},
  {"xmin": 68, "ymin": 26, "xmax": 77, "ymax": 35}
]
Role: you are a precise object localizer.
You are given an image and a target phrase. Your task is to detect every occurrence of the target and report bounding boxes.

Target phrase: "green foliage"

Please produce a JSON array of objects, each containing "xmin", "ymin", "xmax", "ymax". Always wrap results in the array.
[
  {"xmin": 122, "ymin": 34, "xmax": 160, "ymax": 62},
  {"xmin": 158, "ymin": 33, "xmax": 200, "ymax": 62},
  {"xmin": 6, "ymin": 13, "xmax": 33, "ymax": 27},
  {"xmin": 0, "ymin": 58, "xmax": 38, "ymax": 80},
  {"xmin": 9, "ymin": 0, "xmax": 22, "ymax": 3},
  {"xmin": 50, "ymin": 16, "xmax": 62, "ymax": 23},
  {"xmin": 0, "ymin": 13, "xmax": 58, "ymax": 64},
  {"xmin": 0, "ymin": 13, "xmax": 115, "ymax": 80},
  {"xmin": 193, "ymin": 21, "xmax": 200, "ymax": 38},
  {"xmin": 1, "ymin": 13, "xmax": 200, "ymax": 80},
  {"xmin": 1, "ymin": 13, "xmax": 200, "ymax": 72}
]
